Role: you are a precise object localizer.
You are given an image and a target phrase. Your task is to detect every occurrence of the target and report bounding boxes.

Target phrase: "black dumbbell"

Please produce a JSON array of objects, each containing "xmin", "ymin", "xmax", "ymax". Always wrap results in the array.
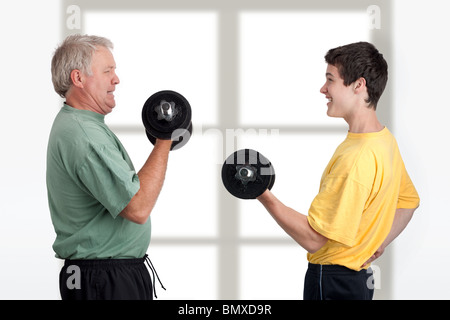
[
  {"xmin": 221, "ymin": 149, "xmax": 275, "ymax": 199},
  {"xmin": 142, "ymin": 90, "xmax": 193, "ymax": 151}
]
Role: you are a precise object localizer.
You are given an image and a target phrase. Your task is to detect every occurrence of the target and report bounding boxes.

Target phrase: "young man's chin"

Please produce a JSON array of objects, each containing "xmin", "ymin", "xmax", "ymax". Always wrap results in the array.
[{"xmin": 326, "ymin": 109, "xmax": 339, "ymax": 118}]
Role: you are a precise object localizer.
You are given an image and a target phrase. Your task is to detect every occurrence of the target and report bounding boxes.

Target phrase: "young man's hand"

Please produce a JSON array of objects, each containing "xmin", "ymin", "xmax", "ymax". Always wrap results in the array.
[{"xmin": 361, "ymin": 246, "xmax": 385, "ymax": 268}]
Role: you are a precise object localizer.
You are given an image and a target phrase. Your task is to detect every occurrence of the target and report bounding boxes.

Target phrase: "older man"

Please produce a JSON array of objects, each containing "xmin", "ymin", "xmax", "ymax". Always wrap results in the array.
[{"xmin": 47, "ymin": 34, "xmax": 171, "ymax": 300}]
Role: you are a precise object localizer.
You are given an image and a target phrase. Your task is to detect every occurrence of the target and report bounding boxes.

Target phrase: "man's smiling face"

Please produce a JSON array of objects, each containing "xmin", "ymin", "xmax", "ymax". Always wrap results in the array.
[{"xmin": 82, "ymin": 46, "xmax": 120, "ymax": 115}]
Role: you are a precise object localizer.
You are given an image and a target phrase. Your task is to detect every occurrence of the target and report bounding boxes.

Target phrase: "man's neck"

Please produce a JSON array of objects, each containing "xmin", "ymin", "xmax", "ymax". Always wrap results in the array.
[{"xmin": 66, "ymin": 90, "xmax": 105, "ymax": 115}]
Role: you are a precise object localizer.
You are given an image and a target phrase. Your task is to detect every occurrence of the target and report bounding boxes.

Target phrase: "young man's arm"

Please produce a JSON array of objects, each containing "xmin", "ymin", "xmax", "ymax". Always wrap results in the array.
[
  {"xmin": 120, "ymin": 139, "xmax": 172, "ymax": 224},
  {"xmin": 257, "ymin": 190, "xmax": 328, "ymax": 253},
  {"xmin": 362, "ymin": 207, "xmax": 417, "ymax": 267}
]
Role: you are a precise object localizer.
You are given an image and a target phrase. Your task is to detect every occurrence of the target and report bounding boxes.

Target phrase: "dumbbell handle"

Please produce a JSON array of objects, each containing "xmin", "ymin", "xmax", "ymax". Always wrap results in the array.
[
  {"xmin": 155, "ymin": 100, "xmax": 177, "ymax": 122},
  {"xmin": 142, "ymin": 90, "xmax": 192, "ymax": 150},
  {"xmin": 235, "ymin": 165, "xmax": 257, "ymax": 185}
]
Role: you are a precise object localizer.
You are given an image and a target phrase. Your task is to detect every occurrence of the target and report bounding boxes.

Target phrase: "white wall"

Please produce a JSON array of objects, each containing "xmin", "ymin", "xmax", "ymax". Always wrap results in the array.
[
  {"xmin": 0, "ymin": 0, "xmax": 448, "ymax": 299},
  {"xmin": 391, "ymin": 0, "xmax": 450, "ymax": 299},
  {"xmin": 0, "ymin": 1, "xmax": 61, "ymax": 299}
]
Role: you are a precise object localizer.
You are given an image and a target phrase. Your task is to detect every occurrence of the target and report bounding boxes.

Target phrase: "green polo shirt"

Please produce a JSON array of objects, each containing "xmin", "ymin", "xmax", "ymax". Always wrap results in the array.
[{"xmin": 46, "ymin": 104, "xmax": 150, "ymax": 259}]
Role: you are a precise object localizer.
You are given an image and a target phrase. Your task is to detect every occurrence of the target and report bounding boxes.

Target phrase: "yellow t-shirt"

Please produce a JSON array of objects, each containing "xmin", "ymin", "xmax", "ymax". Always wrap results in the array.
[{"xmin": 307, "ymin": 127, "xmax": 420, "ymax": 271}]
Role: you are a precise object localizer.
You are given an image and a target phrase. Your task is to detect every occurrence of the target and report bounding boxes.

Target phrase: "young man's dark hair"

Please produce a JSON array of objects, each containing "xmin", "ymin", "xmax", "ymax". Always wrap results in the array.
[{"xmin": 324, "ymin": 41, "xmax": 388, "ymax": 109}]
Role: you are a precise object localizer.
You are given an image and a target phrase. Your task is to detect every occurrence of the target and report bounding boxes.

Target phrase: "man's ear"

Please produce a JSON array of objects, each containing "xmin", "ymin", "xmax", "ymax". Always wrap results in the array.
[{"xmin": 70, "ymin": 69, "xmax": 84, "ymax": 89}]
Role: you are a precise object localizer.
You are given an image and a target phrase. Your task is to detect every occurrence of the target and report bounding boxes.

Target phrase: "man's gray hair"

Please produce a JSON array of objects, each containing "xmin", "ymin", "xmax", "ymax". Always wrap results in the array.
[{"xmin": 51, "ymin": 34, "xmax": 114, "ymax": 98}]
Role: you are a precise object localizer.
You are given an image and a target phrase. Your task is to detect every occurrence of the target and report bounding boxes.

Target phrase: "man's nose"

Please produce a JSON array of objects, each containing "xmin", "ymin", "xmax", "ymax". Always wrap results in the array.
[
  {"xmin": 112, "ymin": 72, "xmax": 120, "ymax": 85},
  {"xmin": 114, "ymin": 75, "xmax": 120, "ymax": 85}
]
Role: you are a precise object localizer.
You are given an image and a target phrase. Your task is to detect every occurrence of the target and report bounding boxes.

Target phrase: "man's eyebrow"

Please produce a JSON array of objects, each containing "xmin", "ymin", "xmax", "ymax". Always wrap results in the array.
[
  {"xmin": 326, "ymin": 72, "xmax": 335, "ymax": 77},
  {"xmin": 103, "ymin": 65, "xmax": 116, "ymax": 72}
]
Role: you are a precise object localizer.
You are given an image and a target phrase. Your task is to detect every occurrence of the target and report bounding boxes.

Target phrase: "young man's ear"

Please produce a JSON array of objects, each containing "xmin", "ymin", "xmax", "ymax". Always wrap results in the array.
[
  {"xmin": 353, "ymin": 77, "xmax": 367, "ymax": 92},
  {"xmin": 70, "ymin": 69, "xmax": 84, "ymax": 89}
]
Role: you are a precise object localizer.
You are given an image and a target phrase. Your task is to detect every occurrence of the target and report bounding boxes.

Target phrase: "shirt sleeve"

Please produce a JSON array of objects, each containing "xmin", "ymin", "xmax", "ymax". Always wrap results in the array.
[
  {"xmin": 397, "ymin": 161, "xmax": 420, "ymax": 209},
  {"xmin": 76, "ymin": 143, "xmax": 140, "ymax": 218},
  {"xmin": 308, "ymin": 174, "xmax": 371, "ymax": 247}
]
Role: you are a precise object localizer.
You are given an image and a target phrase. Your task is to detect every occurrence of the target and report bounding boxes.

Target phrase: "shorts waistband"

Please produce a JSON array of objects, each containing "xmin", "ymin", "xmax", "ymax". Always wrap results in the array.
[
  {"xmin": 307, "ymin": 263, "xmax": 366, "ymax": 274},
  {"xmin": 64, "ymin": 254, "xmax": 166, "ymax": 298},
  {"xmin": 64, "ymin": 256, "xmax": 145, "ymax": 268}
]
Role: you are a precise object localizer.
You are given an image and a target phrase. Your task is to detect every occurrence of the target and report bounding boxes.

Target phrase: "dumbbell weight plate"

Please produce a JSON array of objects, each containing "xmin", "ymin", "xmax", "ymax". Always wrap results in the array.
[
  {"xmin": 145, "ymin": 121, "xmax": 193, "ymax": 151},
  {"xmin": 221, "ymin": 149, "xmax": 275, "ymax": 199},
  {"xmin": 142, "ymin": 90, "xmax": 192, "ymax": 140}
]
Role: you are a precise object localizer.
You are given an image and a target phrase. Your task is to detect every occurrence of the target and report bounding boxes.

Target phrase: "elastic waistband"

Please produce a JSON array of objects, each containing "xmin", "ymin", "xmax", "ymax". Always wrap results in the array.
[
  {"xmin": 64, "ymin": 255, "xmax": 166, "ymax": 299},
  {"xmin": 64, "ymin": 256, "xmax": 145, "ymax": 268},
  {"xmin": 307, "ymin": 263, "xmax": 366, "ymax": 275}
]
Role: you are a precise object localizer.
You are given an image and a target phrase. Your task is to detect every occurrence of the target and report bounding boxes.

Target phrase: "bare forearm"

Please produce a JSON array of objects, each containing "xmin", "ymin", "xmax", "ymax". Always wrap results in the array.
[
  {"xmin": 120, "ymin": 140, "xmax": 171, "ymax": 224},
  {"xmin": 257, "ymin": 190, "xmax": 327, "ymax": 253},
  {"xmin": 362, "ymin": 206, "xmax": 417, "ymax": 267},
  {"xmin": 380, "ymin": 207, "xmax": 416, "ymax": 250}
]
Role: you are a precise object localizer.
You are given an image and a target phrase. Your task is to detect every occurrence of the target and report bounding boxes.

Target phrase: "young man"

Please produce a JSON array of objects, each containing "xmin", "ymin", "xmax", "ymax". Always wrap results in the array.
[
  {"xmin": 47, "ymin": 34, "xmax": 172, "ymax": 299},
  {"xmin": 257, "ymin": 42, "xmax": 420, "ymax": 300}
]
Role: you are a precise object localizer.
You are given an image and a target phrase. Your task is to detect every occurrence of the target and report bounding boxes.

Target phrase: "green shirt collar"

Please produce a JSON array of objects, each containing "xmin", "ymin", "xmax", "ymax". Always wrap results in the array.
[{"xmin": 63, "ymin": 103, "xmax": 105, "ymax": 123}]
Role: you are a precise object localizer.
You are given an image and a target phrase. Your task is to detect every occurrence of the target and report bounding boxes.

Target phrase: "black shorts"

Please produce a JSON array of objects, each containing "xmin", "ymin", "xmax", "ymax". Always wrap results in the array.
[
  {"xmin": 59, "ymin": 254, "xmax": 164, "ymax": 300},
  {"xmin": 303, "ymin": 263, "xmax": 374, "ymax": 300}
]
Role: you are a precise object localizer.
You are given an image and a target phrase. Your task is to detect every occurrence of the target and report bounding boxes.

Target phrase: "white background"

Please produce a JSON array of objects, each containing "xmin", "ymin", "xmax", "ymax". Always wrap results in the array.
[{"xmin": 0, "ymin": 0, "xmax": 448, "ymax": 299}]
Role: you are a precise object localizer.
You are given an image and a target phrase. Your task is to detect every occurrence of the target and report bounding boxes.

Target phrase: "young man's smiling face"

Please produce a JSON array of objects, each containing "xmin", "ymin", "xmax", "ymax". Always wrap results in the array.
[{"xmin": 320, "ymin": 64, "xmax": 358, "ymax": 119}]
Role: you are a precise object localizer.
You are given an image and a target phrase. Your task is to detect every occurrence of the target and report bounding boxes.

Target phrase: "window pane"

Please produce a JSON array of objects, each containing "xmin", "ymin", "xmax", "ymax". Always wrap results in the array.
[
  {"xmin": 84, "ymin": 12, "xmax": 218, "ymax": 127},
  {"xmin": 237, "ymin": 132, "xmax": 347, "ymax": 237},
  {"xmin": 116, "ymin": 131, "xmax": 219, "ymax": 238},
  {"xmin": 150, "ymin": 245, "xmax": 217, "ymax": 299},
  {"xmin": 239, "ymin": 245, "xmax": 306, "ymax": 299},
  {"xmin": 239, "ymin": 12, "xmax": 370, "ymax": 126}
]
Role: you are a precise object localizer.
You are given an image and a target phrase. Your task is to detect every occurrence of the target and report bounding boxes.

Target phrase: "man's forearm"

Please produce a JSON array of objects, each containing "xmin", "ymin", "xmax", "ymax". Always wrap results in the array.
[
  {"xmin": 120, "ymin": 139, "xmax": 172, "ymax": 224},
  {"xmin": 257, "ymin": 190, "xmax": 327, "ymax": 253}
]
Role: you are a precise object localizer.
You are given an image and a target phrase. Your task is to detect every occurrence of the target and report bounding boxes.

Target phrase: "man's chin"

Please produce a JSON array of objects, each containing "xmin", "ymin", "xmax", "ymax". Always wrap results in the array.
[
  {"xmin": 103, "ymin": 103, "xmax": 116, "ymax": 115},
  {"xmin": 107, "ymin": 99, "xmax": 116, "ymax": 109}
]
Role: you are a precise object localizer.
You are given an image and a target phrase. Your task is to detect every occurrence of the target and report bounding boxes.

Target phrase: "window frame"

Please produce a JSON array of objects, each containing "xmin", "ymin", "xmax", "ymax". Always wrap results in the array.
[{"xmin": 61, "ymin": 0, "xmax": 392, "ymax": 299}]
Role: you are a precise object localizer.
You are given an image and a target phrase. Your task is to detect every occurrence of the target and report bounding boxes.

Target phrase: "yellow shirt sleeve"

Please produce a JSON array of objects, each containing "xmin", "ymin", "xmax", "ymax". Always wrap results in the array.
[
  {"xmin": 308, "ymin": 174, "xmax": 371, "ymax": 247},
  {"xmin": 397, "ymin": 160, "xmax": 420, "ymax": 209}
]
